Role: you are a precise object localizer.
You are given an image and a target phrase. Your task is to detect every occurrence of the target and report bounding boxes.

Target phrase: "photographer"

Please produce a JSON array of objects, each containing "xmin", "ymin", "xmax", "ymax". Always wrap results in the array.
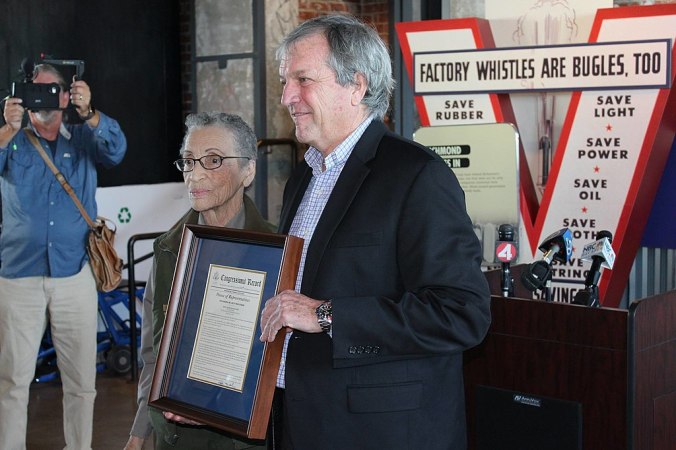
[{"xmin": 0, "ymin": 63, "xmax": 127, "ymax": 450}]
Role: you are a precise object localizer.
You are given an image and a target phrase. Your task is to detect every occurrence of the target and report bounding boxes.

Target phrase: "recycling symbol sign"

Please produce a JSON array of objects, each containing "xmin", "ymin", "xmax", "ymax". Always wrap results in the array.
[{"xmin": 118, "ymin": 207, "xmax": 132, "ymax": 223}]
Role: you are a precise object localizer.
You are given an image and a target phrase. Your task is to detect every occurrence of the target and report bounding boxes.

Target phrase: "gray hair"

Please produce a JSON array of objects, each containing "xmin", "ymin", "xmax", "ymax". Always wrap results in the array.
[
  {"xmin": 34, "ymin": 64, "xmax": 69, "ymax": 92},
  {"xmin": 276, "ymin": 14, "xmax": 395, "ymax": 120},
  {"xmin": 180, "ymin": 111, "xmax": 258, "ymax": 162}
]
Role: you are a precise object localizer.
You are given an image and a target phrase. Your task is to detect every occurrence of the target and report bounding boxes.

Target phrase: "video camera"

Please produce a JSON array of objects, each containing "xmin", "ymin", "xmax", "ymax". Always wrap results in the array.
[
  {"xmin": 11, "ymin": 82, "xmax": 61, "ymax": 110},
  {"xmin": 10, "ymin": 56, "xmax": 85, "ymax": 111}
]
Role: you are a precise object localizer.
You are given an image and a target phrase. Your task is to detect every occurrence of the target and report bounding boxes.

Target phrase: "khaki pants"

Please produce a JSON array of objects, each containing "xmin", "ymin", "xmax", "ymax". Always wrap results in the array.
[{"xmin": 0, "ymin": 265, "xmax": 98, "ymax": 450}]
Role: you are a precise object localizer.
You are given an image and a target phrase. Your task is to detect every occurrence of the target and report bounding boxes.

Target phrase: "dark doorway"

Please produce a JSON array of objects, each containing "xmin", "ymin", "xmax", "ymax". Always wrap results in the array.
[{"xmin": 1, "ymin": 0, "xmax": 183, "ymax": 186}]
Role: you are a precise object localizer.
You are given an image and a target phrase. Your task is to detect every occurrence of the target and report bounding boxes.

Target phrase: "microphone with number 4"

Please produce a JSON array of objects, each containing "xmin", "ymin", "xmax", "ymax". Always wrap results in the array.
[
  {"xmin": 495, "ymin": 224, "xmax": 518, "ymax": 297},
  {"xmin": 572, "ymin": 230, "xmax": 615, "ymax": 307},
  {"xmin": 521, "ymin": 228, "xmax": 573, "ymax": 301}
]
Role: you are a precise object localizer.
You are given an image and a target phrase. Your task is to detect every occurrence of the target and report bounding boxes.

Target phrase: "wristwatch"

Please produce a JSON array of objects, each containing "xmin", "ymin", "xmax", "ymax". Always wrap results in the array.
[
  {"xmin": 79, "ymin": 106, "xmax": 95, "ymax": 121},
  {"xmin": 315, "ymin": 301, "xmax": 332, "ymax": 334}
]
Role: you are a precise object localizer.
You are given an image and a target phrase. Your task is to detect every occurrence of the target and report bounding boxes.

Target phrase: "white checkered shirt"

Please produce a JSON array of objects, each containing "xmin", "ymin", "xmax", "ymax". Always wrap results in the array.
[{"xmin": 276, "ymin": 116, "xmax": 373, "ymax": 388}]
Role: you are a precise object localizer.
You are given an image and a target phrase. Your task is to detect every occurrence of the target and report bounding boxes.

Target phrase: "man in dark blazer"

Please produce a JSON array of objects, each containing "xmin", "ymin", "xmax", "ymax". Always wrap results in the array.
[{"xmin": 259, "ymin": 14, "xmax": 491, "ymax": 450}]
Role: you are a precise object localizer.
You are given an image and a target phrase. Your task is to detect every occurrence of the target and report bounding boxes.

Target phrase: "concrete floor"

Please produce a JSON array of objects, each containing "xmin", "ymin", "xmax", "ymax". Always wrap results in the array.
[{"xmin": 27, "ymin": 370, "xmax": 148, "ymax": 450}]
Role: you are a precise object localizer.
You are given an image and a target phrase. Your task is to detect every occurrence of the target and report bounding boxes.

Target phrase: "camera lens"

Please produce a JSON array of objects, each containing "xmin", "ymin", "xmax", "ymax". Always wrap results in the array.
[{"xmin": 49, "ymin": 85, "xmax": 58, "ymax": 94}]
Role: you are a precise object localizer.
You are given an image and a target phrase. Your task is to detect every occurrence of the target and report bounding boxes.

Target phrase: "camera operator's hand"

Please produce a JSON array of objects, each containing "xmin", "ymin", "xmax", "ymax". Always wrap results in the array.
[
  {"xmin": 70, "ymin": 76, "xmax": 91, "ymax": 113},
  {"xmin": 70, "ymin": 76, "xmax": 98, "ymax": 126},
  {"xmin": 1, "ymin": 97, "xmax": 24, "ymax": 147},
  {"xmin": 3, "ymin": 97, "xmax": 25, "ymax": 132}
]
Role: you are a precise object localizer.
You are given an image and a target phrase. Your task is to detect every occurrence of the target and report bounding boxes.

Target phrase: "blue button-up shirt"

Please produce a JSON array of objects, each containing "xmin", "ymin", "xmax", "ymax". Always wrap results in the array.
[{"xmin": 0, "ymin": 113, "xmax": 127, "ymax": 278}]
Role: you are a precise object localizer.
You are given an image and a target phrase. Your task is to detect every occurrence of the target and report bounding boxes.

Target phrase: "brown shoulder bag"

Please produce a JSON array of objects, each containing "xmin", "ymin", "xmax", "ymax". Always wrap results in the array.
[{"xmin": 24, "ymin": 128, "xmax": 123, "ymax": 292}]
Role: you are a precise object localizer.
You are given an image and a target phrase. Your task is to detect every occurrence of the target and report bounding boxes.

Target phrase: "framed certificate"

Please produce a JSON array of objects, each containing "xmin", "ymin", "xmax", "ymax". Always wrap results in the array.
[{"xmin": 149, "ymin": 225, "xmax": 302, "ymax": 439}]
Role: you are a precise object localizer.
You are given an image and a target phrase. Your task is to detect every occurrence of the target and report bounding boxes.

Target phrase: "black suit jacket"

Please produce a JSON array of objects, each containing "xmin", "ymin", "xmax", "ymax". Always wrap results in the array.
[{"xmin": 278, "ymin": 121, "xmax": 491, "ymax": 450}]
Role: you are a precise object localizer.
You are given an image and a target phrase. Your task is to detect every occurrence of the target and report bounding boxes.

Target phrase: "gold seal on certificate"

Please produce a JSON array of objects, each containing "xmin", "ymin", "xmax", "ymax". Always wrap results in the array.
[{"xmin": 149, "ymin": 225, "xmax": 302, "ymax": 439}]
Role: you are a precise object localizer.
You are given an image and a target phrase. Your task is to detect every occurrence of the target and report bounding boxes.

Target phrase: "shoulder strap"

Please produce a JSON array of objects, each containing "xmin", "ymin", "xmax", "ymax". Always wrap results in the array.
[{"xmin": 23, "ymin": 128, "xmax": 97, "ymax": 229}]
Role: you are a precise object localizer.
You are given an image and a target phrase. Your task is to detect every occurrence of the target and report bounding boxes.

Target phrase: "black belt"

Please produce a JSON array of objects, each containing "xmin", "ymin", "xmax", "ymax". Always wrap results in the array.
[{"xmin": 270, "ymin": 388, "xmax": 285, "ymax": 450}]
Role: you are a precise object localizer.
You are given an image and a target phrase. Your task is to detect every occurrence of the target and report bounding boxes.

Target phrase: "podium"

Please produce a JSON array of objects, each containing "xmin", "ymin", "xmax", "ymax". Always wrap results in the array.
[{"xmin": 464, "ymin": 267, "xmax": 676, "ymax": 449}]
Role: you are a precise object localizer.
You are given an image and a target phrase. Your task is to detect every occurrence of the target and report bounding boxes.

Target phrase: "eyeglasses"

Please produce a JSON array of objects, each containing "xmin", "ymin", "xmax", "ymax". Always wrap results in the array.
[{"xmin": 174, "ymin": 155, "xmax": 250, "ymax": 172}]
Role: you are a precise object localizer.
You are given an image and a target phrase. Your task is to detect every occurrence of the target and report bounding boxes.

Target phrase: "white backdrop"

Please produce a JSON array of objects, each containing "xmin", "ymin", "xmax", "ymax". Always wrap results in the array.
[{"xmin": 96, "ymin": 182, "xmax": 191, "ymax": 282}]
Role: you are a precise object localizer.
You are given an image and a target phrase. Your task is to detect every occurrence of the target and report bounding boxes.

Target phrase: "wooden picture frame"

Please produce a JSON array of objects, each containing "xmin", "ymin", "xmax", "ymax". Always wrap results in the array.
[{"xmin": 149, "ymin": 224, "xmax": 302, "ymax": 439}]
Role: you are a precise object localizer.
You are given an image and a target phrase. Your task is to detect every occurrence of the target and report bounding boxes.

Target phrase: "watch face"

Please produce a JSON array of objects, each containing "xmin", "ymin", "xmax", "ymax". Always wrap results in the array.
[{"xmin": 316, "ymin": 301, "xmax": 332, "ymax": 333}]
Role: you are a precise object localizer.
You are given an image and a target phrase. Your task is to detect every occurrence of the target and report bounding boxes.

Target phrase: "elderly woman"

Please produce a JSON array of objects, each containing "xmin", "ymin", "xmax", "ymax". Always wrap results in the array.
[{"xmin": 125, "ymin": 112, "xmax": 274, "ymax": 450}]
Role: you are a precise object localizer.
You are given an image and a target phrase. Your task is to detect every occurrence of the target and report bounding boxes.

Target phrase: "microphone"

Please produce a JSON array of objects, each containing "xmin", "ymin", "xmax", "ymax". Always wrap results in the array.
[
  {"xmin": 495, "ymin": 224, "xmax": 517, "ymax": 297},
  {"xmin": 521, "ymin": 228, "xmax": 573, "ymax": 300},
  {"xmin": 572, "ymin": 230, "xmax": 615, "ymax": 307},
  {"xmin": 537, "ymin": 227, "xmax": 574, "ymax": 264},
  {"xmin": 20, "ymin": 57, "xmax": 35, "ymax": 82}
]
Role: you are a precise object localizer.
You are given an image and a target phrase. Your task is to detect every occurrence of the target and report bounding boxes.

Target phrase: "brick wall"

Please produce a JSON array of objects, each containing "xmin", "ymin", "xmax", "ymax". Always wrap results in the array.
[
  {"xmin": 298, "ymin": 0, "xmax": 359, "ymax": 21},
  {"xmin": 298, "ymin": 1, "xmax": 390, "ymax": 43},
  {"xmin": 360, "ymin": 0, "xmax": 390, "ymax": 40}
]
